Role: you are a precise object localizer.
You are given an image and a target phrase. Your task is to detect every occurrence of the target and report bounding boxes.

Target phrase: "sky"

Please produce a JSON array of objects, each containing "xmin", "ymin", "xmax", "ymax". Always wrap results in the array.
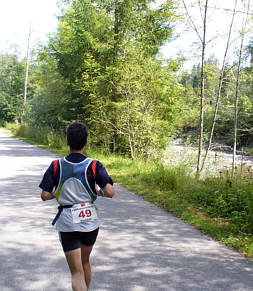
[
  {"xmin": 0, "ymin": 0, "xmax": 252, "ymax": 69},
  {"xmin": 161, "ymin": 0, "xmax": 253, "ymax": 69},
  {"xmin": 0, "ymin": 0, "xmax": 59, "ymax": 56}
]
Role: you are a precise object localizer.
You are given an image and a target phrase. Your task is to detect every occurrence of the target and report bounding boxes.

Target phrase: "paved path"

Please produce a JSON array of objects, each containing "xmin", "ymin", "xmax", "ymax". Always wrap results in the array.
[{"xmin": 0, "ymin": 130, "xmax": 252, "ymax": 291}]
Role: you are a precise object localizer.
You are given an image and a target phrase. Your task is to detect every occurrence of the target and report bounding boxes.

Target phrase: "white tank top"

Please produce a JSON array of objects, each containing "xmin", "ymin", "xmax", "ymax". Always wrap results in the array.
[{"xmin": 54, "ymin": 157, "xmax": 99, "ymax": 232}]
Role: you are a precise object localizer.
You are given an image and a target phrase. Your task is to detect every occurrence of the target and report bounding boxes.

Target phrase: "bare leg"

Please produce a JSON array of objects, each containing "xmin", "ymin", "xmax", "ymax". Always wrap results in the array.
[
  {"xmin": 81, "ymin": 245, "xmax": 93, "ymax": 289},
  {"xmin": 65, "ymin": 248, "xmax": 87, "ymax": 291}
]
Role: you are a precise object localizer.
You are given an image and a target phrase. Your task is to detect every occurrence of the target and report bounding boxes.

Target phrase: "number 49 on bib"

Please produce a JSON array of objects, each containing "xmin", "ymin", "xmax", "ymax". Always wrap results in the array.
[
  {"xmin": 71, "ymin": 205, "xmax": 97, "ymax": 223},
  {"xmin": 78, "ymin": 209, "xmax": 92, "ymax": 218}
]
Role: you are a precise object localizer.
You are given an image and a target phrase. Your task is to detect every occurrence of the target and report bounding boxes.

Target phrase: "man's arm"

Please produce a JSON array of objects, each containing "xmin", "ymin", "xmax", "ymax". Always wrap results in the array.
[
  {"xmin": 102, "ymin": 183, "xmax": 114, "ymax": 198},
  {"xmin": 41, "ymin": 190, "xmax": 55, "ymax": 201},
  {"xmin": 94, "ymin": 161, "xmax": 114, "ymax": 198}
]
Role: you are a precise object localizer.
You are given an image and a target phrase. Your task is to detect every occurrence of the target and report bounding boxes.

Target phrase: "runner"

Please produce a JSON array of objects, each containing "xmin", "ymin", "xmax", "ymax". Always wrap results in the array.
[{"xmin": 39, "ymin": 122, "xmax": 114, "ymax": 291}]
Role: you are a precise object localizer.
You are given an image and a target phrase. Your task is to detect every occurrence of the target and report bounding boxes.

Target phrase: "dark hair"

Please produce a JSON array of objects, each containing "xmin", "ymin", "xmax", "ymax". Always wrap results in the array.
[{"xmin": 66, "ymin": 122, "xmax": 88, "ymax": 150}]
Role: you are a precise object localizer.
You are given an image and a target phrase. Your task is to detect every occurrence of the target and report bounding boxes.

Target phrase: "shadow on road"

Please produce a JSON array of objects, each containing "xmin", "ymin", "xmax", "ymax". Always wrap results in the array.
[
  {"xmin": 91, "ymin": 186, "xmax": 253, "ymax": 291},
  {"xmin": 0, "ymin": 137, "xmax": 54, "ymax": 158}
]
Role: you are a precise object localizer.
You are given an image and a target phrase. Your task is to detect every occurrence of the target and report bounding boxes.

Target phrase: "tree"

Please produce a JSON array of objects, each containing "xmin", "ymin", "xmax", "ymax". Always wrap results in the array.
[
  {"xmin": 200, "ymin": 0, "xmax": 238, "ymax": 172},
  {"xmin": 87, "ymin": 47, "xmax": 183, "ymax": 157},
  {"xmin": 181, "ymin": 0, "xmax": 209, "ymax": 175},
  {"xmin": 0, "ymin": 54, "xmax": 25, "ymax": 122},
  {"xmin": 27, "ymin": 47, "xmax": 70, "ymax": 129},
  {"xmin": 177, "ymin": 56, "xmax": 220, "ymax": 133},
  {"xmin": 232, "ymin": 0, "xmax": 251, "ymax": 177},
  {"xmin": 22, "ymin": 25, "xmax": 32, "ymax": 116},
  {"xmin": 43, "ymin": 0, "xmax": 178, "ymax": 156}
]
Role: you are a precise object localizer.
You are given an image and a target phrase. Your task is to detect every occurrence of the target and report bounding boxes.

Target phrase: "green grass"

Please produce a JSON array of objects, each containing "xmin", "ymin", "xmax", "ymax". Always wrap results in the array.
[
  {"xmin": 2, "ymin": 123, "xmax": 253, "ymax": 260},
  {"xmin": 104, "ymin": 157, "xmax": 252, "ymax": 259}
]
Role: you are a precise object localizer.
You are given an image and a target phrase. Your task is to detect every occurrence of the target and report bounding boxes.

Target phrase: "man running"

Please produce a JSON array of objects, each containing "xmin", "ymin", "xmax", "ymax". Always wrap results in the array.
[{"xmin": 39, "ymin": 122, "xmax": 114, "ymax": 291}]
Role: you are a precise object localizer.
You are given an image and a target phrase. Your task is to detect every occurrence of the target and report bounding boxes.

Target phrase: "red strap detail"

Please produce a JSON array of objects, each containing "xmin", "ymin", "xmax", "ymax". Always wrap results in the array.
[
  {"xmin": 92, "ymin": 160, "xmax": 97, "ymax": 180},
  {"xmin": 53, "ymin": 160, "xmax": 59, "ymax": 177}
]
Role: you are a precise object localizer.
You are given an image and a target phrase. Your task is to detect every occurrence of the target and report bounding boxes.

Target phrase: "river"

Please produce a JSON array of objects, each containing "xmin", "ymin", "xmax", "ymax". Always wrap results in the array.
[{"xmin": 163, "ymin": 141, "xmax": 253, "ymax": 178}]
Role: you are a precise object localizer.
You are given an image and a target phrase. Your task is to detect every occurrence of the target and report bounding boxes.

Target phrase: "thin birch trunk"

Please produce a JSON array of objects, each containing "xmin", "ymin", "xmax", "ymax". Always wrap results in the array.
[
  {"xmin": 200, "ymin": 0, "xmax": 238, "ymax": 172},
  {"xmin": 232, "ymin": 0, "xmax": 250, "ymax": 177},
  {"xmin": 181, "ymin": 0, "xmax": 208, "ymax": 176},
  {"xmin": 196, "ymin": 0, "xmax": 208, "ymax": 176},
  {"xmin": 232, "ymin": 58, "xmax": 241, "ymax": 178},
  {"xmin": 22, "ymin": 25, "xmax": 31, "ymax": 116},
  {"xmin": 127, "ymin": 94, "xmax": 135, "ymax": 159},
  {"xmin": 113, "ymin": 0, "xmax": 120, "ymax": 64}
]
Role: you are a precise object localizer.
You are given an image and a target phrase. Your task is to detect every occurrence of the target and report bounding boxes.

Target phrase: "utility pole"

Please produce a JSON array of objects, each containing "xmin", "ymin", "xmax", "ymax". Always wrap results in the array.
[{"xmin": 22, "ymin": 24, "xmax": 32, "ymax": 116}]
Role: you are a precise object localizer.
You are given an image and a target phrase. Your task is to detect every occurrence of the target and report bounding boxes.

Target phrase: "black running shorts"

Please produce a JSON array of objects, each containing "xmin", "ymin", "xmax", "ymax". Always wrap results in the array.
[{"xmin": 59, "ymin": 228, "xmax": 99, "ymax": 252}]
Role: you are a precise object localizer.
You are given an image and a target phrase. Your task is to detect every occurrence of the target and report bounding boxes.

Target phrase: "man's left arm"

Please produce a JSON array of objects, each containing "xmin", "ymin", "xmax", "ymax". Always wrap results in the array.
[{"xmin": 95, "ymin": 161, "xmax": 114, "ymax": 198}]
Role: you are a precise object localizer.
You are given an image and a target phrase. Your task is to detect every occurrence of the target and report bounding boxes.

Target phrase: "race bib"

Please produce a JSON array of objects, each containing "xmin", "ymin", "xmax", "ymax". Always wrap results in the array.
[{"xmin": 71, "ymin": 203, "xmax": 98, "ymax": 224}]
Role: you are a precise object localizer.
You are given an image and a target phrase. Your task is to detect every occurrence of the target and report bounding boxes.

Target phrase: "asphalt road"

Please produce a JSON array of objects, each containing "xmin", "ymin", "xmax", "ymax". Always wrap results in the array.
[{"xmin": 0, "ymin": 130, "xmax": 252, "ymax": 291}]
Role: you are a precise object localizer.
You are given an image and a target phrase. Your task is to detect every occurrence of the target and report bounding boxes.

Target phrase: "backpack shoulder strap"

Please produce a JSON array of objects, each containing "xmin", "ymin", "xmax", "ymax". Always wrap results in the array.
[
  {"xmin": 92, "ymin": 160, "xmax": 97, "ymax": 180},
  {"xmin": 53, "ymin": 159, "xmax": 59, "ymax": 177}
]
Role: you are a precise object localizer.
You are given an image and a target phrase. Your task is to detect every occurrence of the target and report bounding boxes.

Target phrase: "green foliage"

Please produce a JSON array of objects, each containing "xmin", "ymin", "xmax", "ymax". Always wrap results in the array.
[
  {"xmin": 177, "ymin": 54, "xmax": 253, "ymax": 148},
  {"xmin": 175, "ymin": 57, "xmax": 220, "ymax": 133},
  {"xmin": 85, "ymin": 47, "xmax": 184, "ymax": 157},
  {"xmin": 0, "ymin": 54, "xmax": 25, "ymax": 122},
  {"xmin": 181, "ymin": 177, "xmax": 253, "ymax": 233},
  {"xmin": 213, "ymin": 65, "xmax": 253, "ymax": 145},
  {"xmin": 26, "ymin": 48, "xmax": 70, "ymax": 129},
  {"xmin": 9, "ymin": 123, "xmax": 66, "ymax": 150},
  {"xmin": 38, "ymin": 0, "xmax": 179, "ymax": 158}
]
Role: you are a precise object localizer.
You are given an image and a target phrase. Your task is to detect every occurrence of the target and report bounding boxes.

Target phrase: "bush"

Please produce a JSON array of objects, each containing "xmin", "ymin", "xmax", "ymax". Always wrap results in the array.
[
  {"xmin": 6, "ymin": 123, "xmax": 66, "ymax": 150},
  {"xmin": 178, "ymin": 176, "xmax": 253, "ymax": 233}
]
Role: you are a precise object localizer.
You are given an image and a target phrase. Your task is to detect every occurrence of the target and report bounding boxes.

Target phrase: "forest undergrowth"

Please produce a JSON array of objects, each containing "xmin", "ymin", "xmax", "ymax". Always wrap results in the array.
[{"xmin": 3, "ymin": 123, "xmax": 253, "ymax": 260}]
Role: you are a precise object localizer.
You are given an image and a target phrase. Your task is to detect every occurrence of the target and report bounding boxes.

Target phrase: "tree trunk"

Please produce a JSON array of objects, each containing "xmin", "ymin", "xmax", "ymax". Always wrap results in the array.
[
  {"xmin": 232, "ymin": 0, "xmax": 250, "ymax": 177},
  {"xmin": 113, "ymin": 0, "xmax": 120, "ymax": 64},
  {"xmin": 196, "ymin": 0, "xmax": 208, "ymax": 176},
  {"xmin": 200, "ymin": 0, "xmax": 238, "ymax": 172},
  {"xmin": 22, "ymin": 25, "xmax": 32, "ymax": 116},
  {"xmin": 181, "ymin": 0, "xmax": 209, "ymax": 176}
]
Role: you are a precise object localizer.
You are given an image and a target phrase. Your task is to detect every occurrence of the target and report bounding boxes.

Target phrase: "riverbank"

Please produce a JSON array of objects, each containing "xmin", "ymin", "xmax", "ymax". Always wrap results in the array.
[{"xmin": 164, "ymin": 139, "xmax": 253, "ymax": 178}]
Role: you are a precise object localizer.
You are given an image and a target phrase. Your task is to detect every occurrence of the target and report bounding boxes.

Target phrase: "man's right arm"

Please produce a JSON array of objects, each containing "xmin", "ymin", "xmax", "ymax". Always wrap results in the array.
[
  {"xmin": 103, "ymin": 183, "xmax": 114, "ymax": 198},
  {"xmin": 41, "ymin": 190, "xmax": 55, "ymax": 201},
  {"xmin": 39, "ymin": 161, "xmax": 57, "ymax": 200}
]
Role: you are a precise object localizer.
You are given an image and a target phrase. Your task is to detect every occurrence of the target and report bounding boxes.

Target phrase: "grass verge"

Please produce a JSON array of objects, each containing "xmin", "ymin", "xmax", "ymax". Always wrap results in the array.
[{"xmin": 2, "ymin": 124, "xmax": 252, "ymax": 260}]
